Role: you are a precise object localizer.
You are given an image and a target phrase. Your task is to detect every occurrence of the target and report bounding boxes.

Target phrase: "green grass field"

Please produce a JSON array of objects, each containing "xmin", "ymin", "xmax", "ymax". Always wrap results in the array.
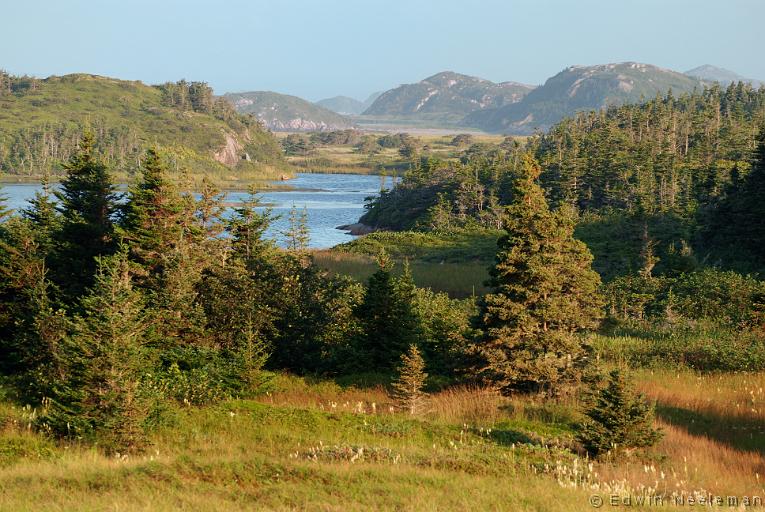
[{"xmin": 1, "ymin": 366, "xmax": 763, "ymax": 511}]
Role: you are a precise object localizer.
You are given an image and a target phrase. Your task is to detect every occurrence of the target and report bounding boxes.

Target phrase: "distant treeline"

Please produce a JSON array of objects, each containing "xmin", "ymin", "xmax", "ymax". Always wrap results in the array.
[{"xmin": 361, "ymin": 83, "xmax": 765, "ymax": 276}]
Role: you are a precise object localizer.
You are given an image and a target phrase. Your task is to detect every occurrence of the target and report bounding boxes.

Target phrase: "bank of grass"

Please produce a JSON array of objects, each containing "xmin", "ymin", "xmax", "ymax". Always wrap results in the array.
[
  {"xmin": 312, "ymin": 250, "xmax": 489, "ymax": 298},
  {"xmin": 2, "ymin": 366, "xmax": 764, "ymax": 510}
]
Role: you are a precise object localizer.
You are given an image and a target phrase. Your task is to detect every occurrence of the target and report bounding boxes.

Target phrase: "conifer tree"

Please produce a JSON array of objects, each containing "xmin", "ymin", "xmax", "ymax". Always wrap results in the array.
[
  {"xmin": 121, "ymin": 149, "xmax": 213, "ymax": 345},
  {"xmin": 197, "ymin": 259, "xmax": 273, "ymax": 392},
  {"xmin": 577, "ymin": 369, "xmax": 662, "ymax": 458},
  {"xmin": 120, "ymin": 148, "xmax": 186, "ymax": 280},
  {"xmin": 53, "ymin": 132, "xmax": 118, "ymax": 299},
  {"xmin": 21, "ymin": 172, "xmax": 61, "ymax": 259},
  {"xmin": 391, "ymin": 344, "xmax": 428, "ymax": 415},
  {"xmin": 354, "ymin": 254, "xmax": 423, "ymax": 369},
  {"xmin": 226, "ymin": 185, "xmax": 274, "ymax": 265},
  {"xmin": 474, "ymin": 154, "xmax": 603, "ymax": 396},
  {"xmin": 44, "ymin": 250, "xmax": 148, "ymax": 452},
  {"xmin": 283, "ymin": 205, "xmax": 310, "ymax": 251},
  {"xmin": 9, "ymin": 269, "xmax": 69, "ymax": 402}
]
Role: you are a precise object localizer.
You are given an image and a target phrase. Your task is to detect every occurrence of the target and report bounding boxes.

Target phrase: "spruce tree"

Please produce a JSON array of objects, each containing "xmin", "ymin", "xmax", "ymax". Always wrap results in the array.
[
  {"xmin": 43, "ymin": 250, "xmax": 148, "ymax": 452},
  {"xmin": 474, "ymin": 154, "xmax": 603, "ymax": 396},
  {"xmin": 21, "ymin": 172, "xmax": 61, "ymax": 259},
  {"xmin": 283, "ymin": 205, "xmax": 310, "ymax": 251},
  {"xmin": 53, "ymin": 132, "xmax": 118, "ymax": 300},
  {"xmin": 354, "ymin": 254, "xmax": 422, "ymax": 369},
  {"xmin": 577, "ymin": 369, "xmax": 662, "ymax": 458},
  {"xmin": 120, "ymin": 149, "xmax": 208, "ymax": 346},
  {"xmin": 226, "ymin": 185, "xmax": 274, "ymax": 265},
  {"xmin": 391, "ymin": 344, "xmax": 428, "ymax": 415},
  {"xmin": 120, "ymin": 148, "xmax": 186, "ymax": 281}
]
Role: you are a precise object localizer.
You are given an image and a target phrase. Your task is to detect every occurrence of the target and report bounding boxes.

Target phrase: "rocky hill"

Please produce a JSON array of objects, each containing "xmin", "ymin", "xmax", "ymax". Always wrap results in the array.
[
  {"xmin": 0, "ymin": 72, "xmax": 287, "ymax": 178},
  {"xmin": 685, "ymin": 64, "xmax": 762, "ymax": 88},
  {"xmin": 224, "ymin": 91, "xmax": 354, "ymax": 131},
  {"xmin": 463, "ymin": 62, "xmax": 704, "ymax": 133},
  {"xmin": 362, "ymin": 71, "xmax": 535, "ymax": 123}
]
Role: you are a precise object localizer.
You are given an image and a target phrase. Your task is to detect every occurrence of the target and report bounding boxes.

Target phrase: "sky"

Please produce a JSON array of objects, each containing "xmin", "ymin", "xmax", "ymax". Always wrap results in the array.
[{"xmin": 1, "ymin": 0, "xmax": 763, "ymax": 102}]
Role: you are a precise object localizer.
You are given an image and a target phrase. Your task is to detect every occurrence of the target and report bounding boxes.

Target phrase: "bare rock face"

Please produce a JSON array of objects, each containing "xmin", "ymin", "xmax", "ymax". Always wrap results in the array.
[{"xmin": 214, "ymin": 131, "xmax": 244, "ymax": 166}]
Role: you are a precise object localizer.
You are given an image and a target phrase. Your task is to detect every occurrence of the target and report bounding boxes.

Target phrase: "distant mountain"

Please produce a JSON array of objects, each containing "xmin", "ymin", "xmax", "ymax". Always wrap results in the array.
[
  {"xmin": 316, "ymin": 92, "xmax": 382, "ymax": 115},
  {"xmin": 464, "ymin": 62, "xmax": 704, "ymax": 133},
  {"xmin": 362, "ymin": 71, "xmax": 535, "ymax": 123},
  {"xmin": 224, "ymin": 91, "xmax": 354, "ymax": 131},
  {"xmin": 0, "ymin": 72, "xmax": 287, "ymax": 177},
  {"xmin": 685, "ymin": 65, "xmax": 762, "ymax": 88},
  {"xmin": 316, "ymin": 96, "xmax": 365, "ymax": 115}
]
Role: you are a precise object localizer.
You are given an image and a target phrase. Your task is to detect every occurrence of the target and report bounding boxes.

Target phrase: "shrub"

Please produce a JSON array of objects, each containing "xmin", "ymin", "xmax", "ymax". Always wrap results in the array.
[{"xmin": 577, "ymin": 369, "xmax": 662, "ymax": 458}]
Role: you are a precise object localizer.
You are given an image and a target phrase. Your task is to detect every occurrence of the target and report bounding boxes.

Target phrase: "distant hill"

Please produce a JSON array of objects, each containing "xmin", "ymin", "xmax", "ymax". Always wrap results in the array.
[
  {"xmin": 224, "ymin": 91, "xmax": 354, "ymax": 131},
  {"xmin": 685, "ymin": 64, "xmax": 763, "ymax": 88},
  {"xmin": 463, "ymin": 62, "xmax": 704, "ymax": 133},
  {"xmin": 316, "ymin": 92, "xmax": 382, "ymax": 115},
  {"xmin": 0, "ymin": 72, "xmax": 287, "ymax": 178},
  {"xmin": 362, "ymin": 71, "xmax": 535, "ymax": 123}
]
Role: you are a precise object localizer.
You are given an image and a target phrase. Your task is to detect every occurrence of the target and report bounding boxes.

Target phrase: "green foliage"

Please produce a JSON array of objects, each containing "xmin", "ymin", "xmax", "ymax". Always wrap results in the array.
[
  {"xmin": 42, "ymin": 250, "xmax": 149, "ymax": 452},
  {"xmin": 51, "ymin": 132, "xmax": 118, "ymax": 300},
  {"xmin": 592, "ymin": 321, "xmax": 765, "ymax": 372},
  {"xmin": 474, "ymin": 154, "xmax": 604, "ymax": 396},
  {"xmin": 577, "ymin": 369, "xmax": 662, "ymax": 458},
  {"xmin": 353, "ymin": 257, "xmax": 424, "ymax": 370},
  {"xmin": 705, "ymin": 127, "xmax": 765, "ymax": 270},
  {"xmin": 0, "ymin": 73, "xmax": 288, "ymax": 180},
  {"xmin": 283, "ymin": 205, "xmax": 310, "ymax": 251},
  {"xmin": 391, "ymin": 344, "xmax": 428, "ymax": 415},
  {"xmin": 604, "ymin": 269, "xmax": 765, "ymax": 328}
]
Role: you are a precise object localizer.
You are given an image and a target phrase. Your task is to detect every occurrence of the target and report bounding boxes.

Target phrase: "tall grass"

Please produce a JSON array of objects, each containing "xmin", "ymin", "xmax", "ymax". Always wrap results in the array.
[{"xmin": 312, "ymin": 250, "xmax": 489, "ymax": 298}]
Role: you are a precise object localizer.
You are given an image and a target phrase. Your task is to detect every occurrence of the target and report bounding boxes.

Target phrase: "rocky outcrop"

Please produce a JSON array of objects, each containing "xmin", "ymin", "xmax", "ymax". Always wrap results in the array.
[
  {"xmin": 213, "ymin": 131, "xmax": 244, "ymax": 166},
  {"xmin": 336, "ymin": 223, "xmax": 376, "ymax": 235}
]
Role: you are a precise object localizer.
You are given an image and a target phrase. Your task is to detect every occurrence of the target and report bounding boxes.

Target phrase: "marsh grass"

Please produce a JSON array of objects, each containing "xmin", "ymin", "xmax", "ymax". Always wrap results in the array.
[{"xmin": 312, "ymin": 250, "xmax": 490, "ymax": 298}]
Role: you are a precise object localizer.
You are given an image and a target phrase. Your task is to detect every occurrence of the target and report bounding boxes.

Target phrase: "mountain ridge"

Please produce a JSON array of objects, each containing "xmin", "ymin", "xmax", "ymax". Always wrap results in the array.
[
  {"xmin": 362, "ymin": 71, "xmax": 535, "ymax": 122},
  {"xmin": 224, "ymin": 90, "xmax": 355, "ymax": 131},
  {"xmin": 463, "ymin": 62, "xmax": 705, "ymax": 133}
]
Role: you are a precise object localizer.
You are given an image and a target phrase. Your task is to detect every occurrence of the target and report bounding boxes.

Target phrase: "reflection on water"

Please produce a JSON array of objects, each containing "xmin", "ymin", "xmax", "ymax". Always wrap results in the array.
[{"xmin": 1, "ymin": 173, "xmax": 393, "ymax": 248}]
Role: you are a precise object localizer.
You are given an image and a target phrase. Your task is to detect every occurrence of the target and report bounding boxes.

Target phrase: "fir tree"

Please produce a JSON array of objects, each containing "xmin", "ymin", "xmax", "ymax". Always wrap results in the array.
[
  {"xmin": 474, "ymin": 154, "xmax": 603, "ymax": 396},
  {"xmin": 283, "ymin": 205, "xmax": 310, "ymax": 251},
  {"xmin": 52, "ymin": 132, "xmax": 118, "ymax": 300},
  {"xmin": 391, "ymin": 344, "xmax": 428, "ymax": 415},
  {"xmin": 226, "ymin": 185, "xmax": 275, "ymax": 265},
  {"xmin": 120, "ymin": 148, "xmax": 186, "ymax": 280},
  {"xmin": 577, "ymin": 369, "xmax": 662, "ymax": 458},
  {"xmin": 21, "ymin": 171, "xmax": 61, "ymax": 259},
  {"xmin": 43, "ymin": 249, "xmax": 148, "ymax": 452},
  {"xmin": 354, "ymin": 254, "xmax": 423, "ymax": 369}
]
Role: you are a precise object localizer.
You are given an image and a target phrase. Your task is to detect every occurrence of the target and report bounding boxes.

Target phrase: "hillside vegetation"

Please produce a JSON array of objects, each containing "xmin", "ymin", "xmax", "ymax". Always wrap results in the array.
[{"xmin": 0, "ymin": 72, "xmax": 288, "ymax": 182}]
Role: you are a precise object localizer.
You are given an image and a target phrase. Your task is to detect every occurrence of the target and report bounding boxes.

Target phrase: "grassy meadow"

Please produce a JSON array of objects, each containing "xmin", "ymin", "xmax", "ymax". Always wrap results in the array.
[{"xmin": 1, "ymin": 367, "xmax": 764, "ymax": 511}]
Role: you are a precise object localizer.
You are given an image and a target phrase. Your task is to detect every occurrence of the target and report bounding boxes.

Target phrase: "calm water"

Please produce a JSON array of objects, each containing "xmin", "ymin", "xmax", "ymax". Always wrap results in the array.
[{"xmin": 1, "ymin": 173, "xmax": 392, "ymax": 248}]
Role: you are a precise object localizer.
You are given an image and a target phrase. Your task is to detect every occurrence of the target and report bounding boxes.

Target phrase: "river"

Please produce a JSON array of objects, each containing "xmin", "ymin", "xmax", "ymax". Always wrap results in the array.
[{"xmin": 0, "ymin": 173, "xmax": 392, "ymax": 248}]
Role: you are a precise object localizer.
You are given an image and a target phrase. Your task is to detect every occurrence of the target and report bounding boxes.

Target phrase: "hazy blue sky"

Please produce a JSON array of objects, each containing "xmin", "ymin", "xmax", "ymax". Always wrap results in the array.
[{"xmin": 2, "ymin": 0, "xmax": 763, "ymax": 101}]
